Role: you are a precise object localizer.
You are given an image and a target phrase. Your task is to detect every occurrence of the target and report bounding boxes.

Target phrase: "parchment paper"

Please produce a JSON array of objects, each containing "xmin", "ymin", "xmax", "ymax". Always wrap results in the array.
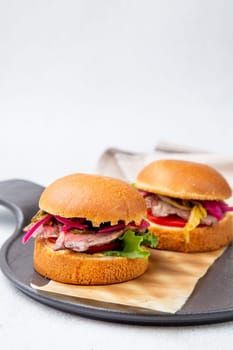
[{"xmin": 31, "ymin": 247, "xmax": 225, "ymax": 314}]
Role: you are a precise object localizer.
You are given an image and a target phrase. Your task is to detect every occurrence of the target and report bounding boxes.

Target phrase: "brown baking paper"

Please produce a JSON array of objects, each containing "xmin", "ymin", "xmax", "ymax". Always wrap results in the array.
[{"xmin": 31, "ymin": 247, "xmax": 225, "ymax": 314}]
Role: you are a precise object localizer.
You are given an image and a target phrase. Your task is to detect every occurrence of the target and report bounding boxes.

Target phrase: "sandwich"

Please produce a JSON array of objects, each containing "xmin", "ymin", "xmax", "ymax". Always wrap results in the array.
[
  {"xmin": 135, "ymin": 159, "xmax": 233, "ymax": 252},
  {"xmin": 22, "ymin": 173, "xmax": 157, "ymax": 285}
]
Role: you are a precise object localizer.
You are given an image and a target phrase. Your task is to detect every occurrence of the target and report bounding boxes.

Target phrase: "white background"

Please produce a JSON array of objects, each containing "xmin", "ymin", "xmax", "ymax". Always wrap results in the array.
[{"xmin": 1, "ymin": 1, "xmax": 233, "ymax": 349}]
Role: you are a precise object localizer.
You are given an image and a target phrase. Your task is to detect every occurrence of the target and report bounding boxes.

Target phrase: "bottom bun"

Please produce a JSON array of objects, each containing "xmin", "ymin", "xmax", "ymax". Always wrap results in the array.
[
  {"xmin": 33, "ymin": 238, "xmax": 149, "ymax": 285},
  {"xmin": 148, "ymin": 213, "xmax": 233, "ymax": 252}
]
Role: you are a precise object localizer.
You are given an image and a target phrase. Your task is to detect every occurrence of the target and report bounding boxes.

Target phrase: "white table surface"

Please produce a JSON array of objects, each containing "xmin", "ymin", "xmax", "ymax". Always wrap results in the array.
[{"xmin": 1, "ymin": 1, "xmax": 233, "ymax": 349}]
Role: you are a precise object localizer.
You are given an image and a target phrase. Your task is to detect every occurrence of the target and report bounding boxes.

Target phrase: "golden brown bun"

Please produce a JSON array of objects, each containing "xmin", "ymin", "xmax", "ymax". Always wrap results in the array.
[
  {"xmin": 39, "ymin": 173, "xmax": 146, "ymax": 226},
  {"xmin": 136, "ymin": 159, "xmax": 232, "ymax": 200},
  {"xmin": 148, "ymin": 213, "xmax": 233, "ymax": 252},
  {"xmin": 34, "ymin": 238, "xmax": 149, "ymax": 285}
]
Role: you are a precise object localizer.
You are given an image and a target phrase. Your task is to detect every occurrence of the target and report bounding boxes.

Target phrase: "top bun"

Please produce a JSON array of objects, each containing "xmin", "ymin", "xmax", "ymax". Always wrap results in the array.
[
  {"xmin": 39, "ymin": 174, "xmax": 146, "ymax": 226},
  {"xmin": 136, "ymin": 159, "xmax": 232, "ymax": 200}
]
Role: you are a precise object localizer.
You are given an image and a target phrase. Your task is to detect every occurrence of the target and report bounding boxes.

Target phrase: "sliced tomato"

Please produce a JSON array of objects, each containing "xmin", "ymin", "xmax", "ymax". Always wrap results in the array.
[
  {"xmin": 84, "ymin": 241, "xmax": 119, "ymax": 254},
  {"xmin": 48, "ymin": 237, "xmax": 57, "ymax": 243},
  {"xmin": 147, "ymin": 209, "xmax": 187, "ymax": 227}
]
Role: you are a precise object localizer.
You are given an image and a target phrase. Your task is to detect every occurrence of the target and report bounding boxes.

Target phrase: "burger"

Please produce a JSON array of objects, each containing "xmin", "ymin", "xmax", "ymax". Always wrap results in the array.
[
  {"xmin": 135, "ymin": 159, "xmax": 233, "ymax": 252},
  {"xmin": 22, "ymin": 173, "xmax": 157, "ymax": 285}
]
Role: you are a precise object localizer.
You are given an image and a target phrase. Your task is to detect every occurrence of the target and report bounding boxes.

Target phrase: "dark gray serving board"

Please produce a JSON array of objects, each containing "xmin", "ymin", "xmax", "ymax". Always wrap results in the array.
[{"xmin": 1, "ymin": 179, "xmax": 233, "ymax": 326}]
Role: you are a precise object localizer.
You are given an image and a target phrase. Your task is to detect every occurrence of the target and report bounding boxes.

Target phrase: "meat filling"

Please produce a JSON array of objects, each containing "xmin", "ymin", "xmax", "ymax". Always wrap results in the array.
[
  {"xmin": 53, "ymin": 229, "xmax": 125, "ymax": 252},
  {"xmin": 145, "ymin": 194, "xmax": 217, "ymax": 226},
  {"xmin": 32, "ymin": 224, "xmax": 144, "ymax": 253}
]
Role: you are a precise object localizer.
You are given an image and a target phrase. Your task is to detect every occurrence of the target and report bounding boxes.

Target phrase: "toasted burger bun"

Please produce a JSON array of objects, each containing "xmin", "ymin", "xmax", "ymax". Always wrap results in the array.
[
  {"xmin": 135, "ymin": 159, "xmax": 233, "ymax": 252},
  {"xmin": 34, "ymin": 174, "xmax": 149, "ymax": 285},
  {"xmin": 34, "ymin": 238, "xmax": 148, "ymax": 285},
  {"xmin": 148, "ymin": 213, "xmax": 233, "ymax": 252},
  {"xmin": 39, "ymin": 173, "xmax": 146, "ymax": 226},
  {"xmin": 136, "ymin": 159, "xmax": 232, "ymax": 200}
]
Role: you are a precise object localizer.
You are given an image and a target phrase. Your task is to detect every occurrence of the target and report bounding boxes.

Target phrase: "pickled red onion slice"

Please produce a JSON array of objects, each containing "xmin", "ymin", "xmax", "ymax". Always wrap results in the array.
[
  {"xmin": 22, "ymin": 214, "xmax": 53, "ymax": 244},
  {"xmin": 54, "ymin": 216, "xmax": 88, "ymax": 229}
]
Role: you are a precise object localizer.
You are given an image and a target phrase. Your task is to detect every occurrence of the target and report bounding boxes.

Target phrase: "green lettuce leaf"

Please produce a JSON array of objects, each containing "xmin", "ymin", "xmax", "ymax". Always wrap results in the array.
[
  {"xmin": 104, "ymin": 230, "xmax": 158, "ymax": 259},
  {"xmin": 141, "ymin": 231, "xmax": 158, "ymax": 248}
]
